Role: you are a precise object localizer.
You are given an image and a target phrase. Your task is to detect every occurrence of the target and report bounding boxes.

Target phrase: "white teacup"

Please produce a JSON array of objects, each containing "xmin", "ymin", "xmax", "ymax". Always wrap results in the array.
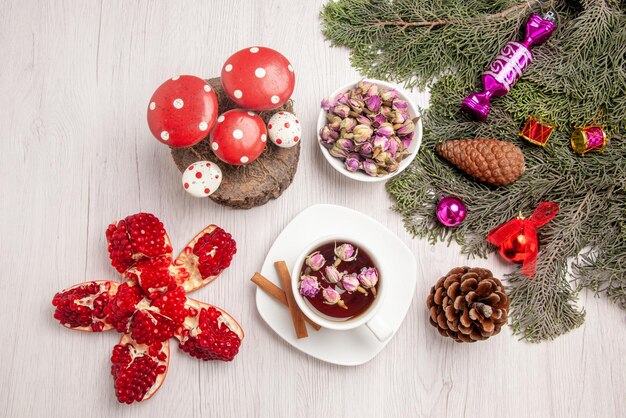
[{"xmin": 291, "ymin": 235, "xmax": 393, "ymax": 341}]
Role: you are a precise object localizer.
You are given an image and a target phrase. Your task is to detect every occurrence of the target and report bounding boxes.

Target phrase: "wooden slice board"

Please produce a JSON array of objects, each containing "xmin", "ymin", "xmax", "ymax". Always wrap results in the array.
[{"xmin": 171, "ymin": 77, "xmax": 300, "ymax": 209}]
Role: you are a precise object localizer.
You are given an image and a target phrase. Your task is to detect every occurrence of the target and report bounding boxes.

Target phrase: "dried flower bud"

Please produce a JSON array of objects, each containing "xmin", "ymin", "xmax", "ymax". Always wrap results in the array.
[
  {"xmin": 381, "ymin": 89, "xmax": 400, "ymax": 101},
  {"xmin": 330, "ymin": 145, "xmax": 349, "ymax": 159},
  {"xmin": 340, "ymin": 117, "xmax": 357, "ymax": 132},
  {"xmin": 393, "ymin": 100, "xmax": 408, "ymax": 112},
  {"xmin": 299, "ymin": 275, "xmax": 320, "ymax": 298},
  {"xmin": 348, "ymin": 98, "xmax": 364, "ymax": 113},
  {"xmin": 373, "ymin": 135, "xmax": 390, "ymax": 151},
  {"xmin": 366, "ymin": 95, "xmax": 382, "ymax": 112},
  {"xmin": 326, "ymin": 114, "xmax": 341, "ymax": 130},
  {"xmin": 396, "ymin": 120, "xmax": 415, "ymax": 136},
  {"xmin": 353, "ymin": 124, "xmax": 374, "ymax": 143},
  {"xmin": 344, "ymin": 153, "xmax": 361, "ymax": 172},
  {"xmin": 380, "ymin": 106, "xmax": 392, "ymax": 117},
  {"xmin": 366, "ymin": 84, "xmax": 379, "ymax": 97},
  {"xmin": 324, "ymin": 265, "xmax": 343, "ymax": 284},
  {"xmin": 356, "ymin": 80, "xmax": 372, "ymax": 93},
  {"xmin": 341, "ymin": 273, "xmax": 360, "ymax": 292},
  {"xmin": 320, "ymin": 125, "xmax": 338, "ymax": 146},
  {"xmin": 396, "ymin": 149, "xmax": 411, "ymax": 162},
  {"xmin": 358, "ymin": 267, "xmax": 379, "ymax": 292},
  {"xmin": 387, "ymin": 159, "xmax": 400, "ymax": 173},
  {"xmin": 376, "ymin": 123, "xmax": 393, "ymax": 137},
  {"xmin": 386, "ymin": 136, "xmax": 398, "ymax": 156},
  {"xmin": 354, "ymin": 114, "xmax": 372, "ymax": 126},
  {"xmin": 336, "ymin": 138, "xmax": 355, "ymax": 152},
  {"xmin": 391, "ymin": 111, "xmax": 406, "ymax": 124},
  {"xmin": 375, "ymin": 151, "xmax": 391, "ymax": 164},
  {"xmin": 359, "ymin": 141, "xmax": 374, "ymax": 155},
  {"xmin": 333, "ymin": 104, "xmax": 350, "ymax": 118},
  {"xmin": 334, "ymin": 242, "xmax": 358, "ymax": 263},
  {"xmin": 321, "ymin": 98, "xmax": 335, "ymax": 111},
  {"xmin": 305, "ymin": 251, "xmax": 326, "ymax": 271},
  {"xmin": 322, "ymin": 287, "xmax": 341, "ymax": 306},
  {"xmin": 336, "ymin": 92, "xmax": 350, "ymax": 105},
  {"xmin": 363, "ymin": 158, "xmax": 379, "ymax": 177},
  {"xmin": 372, "ymin": 113, "xmax": 386, "ymax": 127}
]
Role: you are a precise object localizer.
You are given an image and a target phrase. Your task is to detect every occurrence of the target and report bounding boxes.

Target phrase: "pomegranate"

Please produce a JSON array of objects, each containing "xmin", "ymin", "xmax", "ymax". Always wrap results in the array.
[
  {"xmin": 174, "ymin": 226, "xmax": 237, "ymax": 292},
  {"xmin": 106, "ymin": 213, "xmax": 173, "ymax": 274},
  {"xmin": 52, "ymin": 281, "xmax": 119, "ymax": 332},
  {"xmin": 176, "ymin": 298, "xmax": 243, "ymax": 361},
  {"xmin": 52, "ymin": 212, "xmax": 243, "ymax": 404},
  {"xmin": 111, "ymin": 334, "xmax": 169, "ymax": 404}
]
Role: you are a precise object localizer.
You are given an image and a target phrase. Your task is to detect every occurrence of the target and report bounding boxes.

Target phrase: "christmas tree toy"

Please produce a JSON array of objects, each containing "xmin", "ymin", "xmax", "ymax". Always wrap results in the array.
[{"xmin": 462, "ymin": 11, "xmax": 556, "ymax": 121}]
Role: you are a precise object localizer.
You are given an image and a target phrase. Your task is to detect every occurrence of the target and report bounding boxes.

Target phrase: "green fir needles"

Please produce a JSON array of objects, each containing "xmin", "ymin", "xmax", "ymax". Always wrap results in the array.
[{"xmin": 321, "ymin": 0, "xmax": 626, "ymax": 342}]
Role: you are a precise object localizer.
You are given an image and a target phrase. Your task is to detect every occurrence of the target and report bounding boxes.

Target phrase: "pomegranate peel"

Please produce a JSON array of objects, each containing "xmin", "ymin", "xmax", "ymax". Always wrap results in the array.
[
  {"xmin": 111, "ymin": 334, "xmax": 169, "ymax": 404},
  {"xmin": 175, "ymin": 298, "xmax": 243, "ymax": 362},
  {"xmin": 174, "ymin": 225, "xmax": 237, "ymax": 292},
  {"xmin": 52, "ymin": 281, "xmax": 120, "ymax": 332}
]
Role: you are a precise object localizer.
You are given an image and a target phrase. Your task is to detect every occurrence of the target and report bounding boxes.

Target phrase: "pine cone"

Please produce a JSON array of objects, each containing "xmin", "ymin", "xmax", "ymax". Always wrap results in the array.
[
  {"xmin": 435, "ymin": 138, "xmax": 525, "ymax": 186},
  {"xmin": 426, "ymin": 267, "xmax": 510, "ymax": 343}
]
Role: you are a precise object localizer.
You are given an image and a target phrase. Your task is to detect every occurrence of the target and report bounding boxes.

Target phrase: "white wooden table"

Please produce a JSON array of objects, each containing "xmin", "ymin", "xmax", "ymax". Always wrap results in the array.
[{"xmin": 1, "ymin": 1, "xmax": 624, "ymax": 417}]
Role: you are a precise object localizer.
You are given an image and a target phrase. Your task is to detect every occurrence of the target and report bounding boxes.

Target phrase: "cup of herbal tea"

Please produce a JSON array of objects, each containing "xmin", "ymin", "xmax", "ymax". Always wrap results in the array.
[{"xmin": 291, "ymin": 235, "xmax": 392, "ymax": 341}]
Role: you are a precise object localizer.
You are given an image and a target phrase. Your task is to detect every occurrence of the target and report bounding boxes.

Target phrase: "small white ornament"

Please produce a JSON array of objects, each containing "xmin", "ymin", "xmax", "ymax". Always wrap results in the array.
[
  {"xmin": 267, "ymin": 111, "xmax": 301, "ymax": 148},
  {"xmin": 181, "ymin": 161, "xmax": 222, "ymax": 198}
]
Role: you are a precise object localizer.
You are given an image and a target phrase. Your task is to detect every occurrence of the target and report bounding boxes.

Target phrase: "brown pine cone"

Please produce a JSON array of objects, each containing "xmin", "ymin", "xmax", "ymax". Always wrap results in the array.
[
  {"xmin": 426, "ymin": 266, "xmax": 510, "ymax": 343},
  {"xmin": 435, "ymin": 138, "xmax": 525, "ymax": 186}
]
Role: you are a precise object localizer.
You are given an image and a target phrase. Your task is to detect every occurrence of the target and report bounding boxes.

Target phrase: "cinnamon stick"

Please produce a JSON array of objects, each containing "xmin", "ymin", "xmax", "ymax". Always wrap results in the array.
[
  {"xmin": 251, "ymin": 273, "xmax": 321, "ymax": 331},
  {"xmin": 274, "ymin": 261, "xmax": 308, "ymax": 339}
]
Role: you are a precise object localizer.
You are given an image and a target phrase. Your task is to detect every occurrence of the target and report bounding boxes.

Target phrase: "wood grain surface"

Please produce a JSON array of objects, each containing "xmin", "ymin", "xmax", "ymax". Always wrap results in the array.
[{"xmin": 0, "ymin": 1, "xmax": 624, "ymax": 417}]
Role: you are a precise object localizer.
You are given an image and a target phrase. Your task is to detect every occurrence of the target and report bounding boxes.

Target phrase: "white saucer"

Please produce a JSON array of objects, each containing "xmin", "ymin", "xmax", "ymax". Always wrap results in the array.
[{"xmin": 255, "ymin": 204, "xmax": 417, "ymax": 366}]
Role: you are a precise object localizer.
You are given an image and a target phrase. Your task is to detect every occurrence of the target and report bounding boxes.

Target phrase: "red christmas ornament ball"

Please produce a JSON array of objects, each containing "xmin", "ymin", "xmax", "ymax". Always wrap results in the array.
[{"xmin": 498, "ymin": 227, "xmax": 538, "ymax": 264}]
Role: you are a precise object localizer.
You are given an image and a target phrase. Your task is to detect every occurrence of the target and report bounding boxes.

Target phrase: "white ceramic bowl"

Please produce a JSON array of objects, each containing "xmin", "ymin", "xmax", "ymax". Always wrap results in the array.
[
  {"xmin": 290, "ymin": 234, "xmax": 392, "ymax": 341},
  {"xmin": 317, "ymin": 79, "xmax": 422, "ymax": 182}
]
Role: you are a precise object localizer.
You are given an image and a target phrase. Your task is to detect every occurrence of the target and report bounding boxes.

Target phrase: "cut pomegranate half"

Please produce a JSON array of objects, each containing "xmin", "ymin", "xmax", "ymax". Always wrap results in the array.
[
  {"xmin": 173, "ymin": 225, "xmax": 237, "ymax": 292},
  {"xmin": 106, "ymin": 213, "xmax": 173, "ymax": 274},
  {"xmin": 111, "ymin": 334, "xmax": 169, "ymax": 404},
  {"xmin": 175, "ymin": 298, "xmax": 244, "ymax": 362},
  {"xmin": 52, "ymin": 281, "xmax": 120, "ymax": 332},
  {"xmin": 106, "ymin": 280, "xmax": 187, "ymax": 345}
]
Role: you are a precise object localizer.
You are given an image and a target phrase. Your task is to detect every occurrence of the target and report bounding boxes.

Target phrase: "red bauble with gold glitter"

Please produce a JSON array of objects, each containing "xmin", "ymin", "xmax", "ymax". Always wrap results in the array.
[
  {"xmin": 486, "ymin": 202, "xmax": 559, "ymax": 278},
  {"xmin": 498, "ymin": 227, "xmax": 539, "ymax": 264}
]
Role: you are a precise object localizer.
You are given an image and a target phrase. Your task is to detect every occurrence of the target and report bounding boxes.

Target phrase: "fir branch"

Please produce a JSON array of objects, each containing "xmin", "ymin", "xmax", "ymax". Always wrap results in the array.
[
  {"xmin": 386, "ymin": 75, "xmax": 626, "ymax": 342},
  {"xmin": 372, "ymin": 0, "xmax": 538, "ymax": 29},
  {"xmin": 323, "ymin": 0, "xmax": 626, "ymax": 341}
]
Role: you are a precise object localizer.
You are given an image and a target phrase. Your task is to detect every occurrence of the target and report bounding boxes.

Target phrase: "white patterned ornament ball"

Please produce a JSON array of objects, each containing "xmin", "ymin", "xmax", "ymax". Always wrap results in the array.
[
  {"xmin": 181, "ymin": 161, "xmax": 222, "ymax": 198},
  {"xmin": 267, "ymin": 111, "xmax": 301, "ymax": 149}
]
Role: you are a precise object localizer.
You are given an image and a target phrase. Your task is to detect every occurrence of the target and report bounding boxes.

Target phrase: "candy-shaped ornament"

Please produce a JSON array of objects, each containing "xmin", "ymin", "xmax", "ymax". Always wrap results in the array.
[
  {"xmin": 147, "ymin": 75, "xmax": 218, "ymax": 147},
  {"xmin": 210, "ymin": 109, "xmax": 267, "ymax": 165},
  {"xmin": 182, "ymin": 161, "xmax": 222, "ymax": 198},
  {"xmin": 221, "ymin": 46, "xmax": 295, "ymax": 111},
  {"xmin": 267, "ymin": 111, "xmax": 301, "ymax": 148},
  {"xmin": 461, "ymin": 12, "xmax": 557, "ymax": 121}
]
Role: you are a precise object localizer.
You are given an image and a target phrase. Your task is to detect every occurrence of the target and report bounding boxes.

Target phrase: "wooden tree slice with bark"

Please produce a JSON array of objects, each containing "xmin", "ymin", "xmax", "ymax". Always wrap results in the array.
[{"xmin": 171, "ymin": 77, "xmax": 300, "ymax": 209}]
